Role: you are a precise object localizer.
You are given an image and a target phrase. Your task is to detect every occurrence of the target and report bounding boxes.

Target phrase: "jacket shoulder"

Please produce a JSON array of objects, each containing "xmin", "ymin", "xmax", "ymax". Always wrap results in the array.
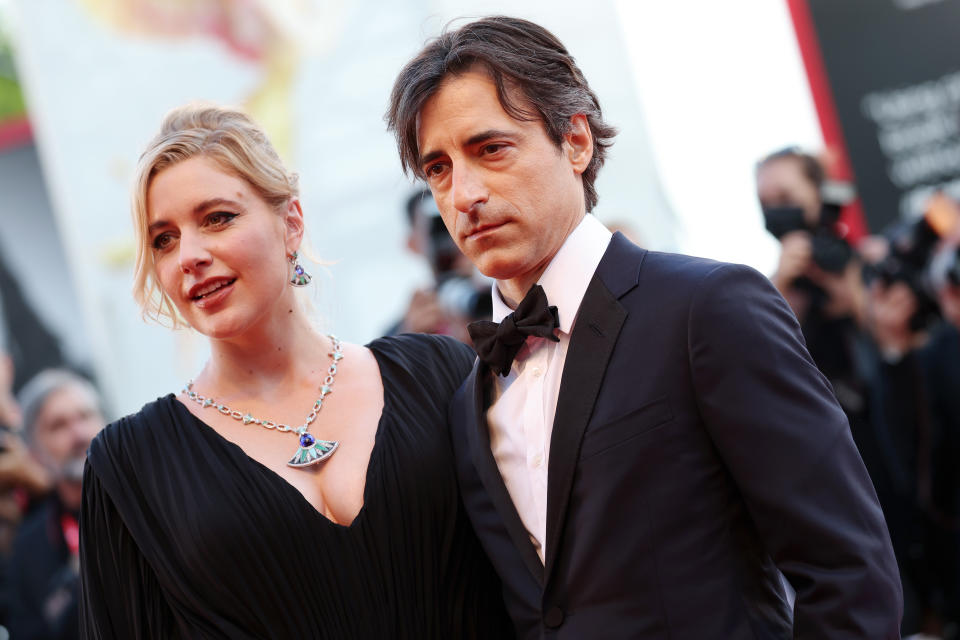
[{"xmin": 620, "ymin": 247, "xmax": 768, "ymax": 299}]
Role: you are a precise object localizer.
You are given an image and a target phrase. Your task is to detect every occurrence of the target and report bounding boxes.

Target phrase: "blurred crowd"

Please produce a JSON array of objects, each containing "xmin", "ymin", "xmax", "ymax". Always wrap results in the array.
[
  {"xmin": 0, "ymin": 362, "xmax": 103, "ymax": 640},
  {"xmin": 757, "ymin": 148, "xmax": 960, "ymax": 639}
]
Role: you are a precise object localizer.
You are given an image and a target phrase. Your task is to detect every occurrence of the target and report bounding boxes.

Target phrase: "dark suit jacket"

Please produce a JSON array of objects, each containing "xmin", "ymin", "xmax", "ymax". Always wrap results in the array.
[{"xmin": 449, "ymin": 233, "xmax": 902, "ymax": 639}]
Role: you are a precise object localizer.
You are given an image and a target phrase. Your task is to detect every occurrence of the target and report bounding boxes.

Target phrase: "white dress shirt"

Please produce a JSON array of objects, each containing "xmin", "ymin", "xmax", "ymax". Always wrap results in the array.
[{"xmin": 486, "ymin": 214, "xmax": 612, "ymax": 563}]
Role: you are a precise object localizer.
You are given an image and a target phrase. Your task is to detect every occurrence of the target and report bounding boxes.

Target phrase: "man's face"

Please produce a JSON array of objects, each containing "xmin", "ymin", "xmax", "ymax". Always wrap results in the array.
[
  {"xmin": 756, "ymin": 156, "xmax": 822, "ymax": 228},
  {"xmin": 417, "ymin": 69, "xmax": 591, "ymax": 300},
  {"xmin": 31, "ymin": 384, "xmax": 102, "ymax": 482}
]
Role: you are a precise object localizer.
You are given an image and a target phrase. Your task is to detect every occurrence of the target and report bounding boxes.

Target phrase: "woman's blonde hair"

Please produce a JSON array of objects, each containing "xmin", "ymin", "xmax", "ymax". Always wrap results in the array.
[{"xmin": 131, "ymin": 103, "xmax": 299, "ymax": 326}]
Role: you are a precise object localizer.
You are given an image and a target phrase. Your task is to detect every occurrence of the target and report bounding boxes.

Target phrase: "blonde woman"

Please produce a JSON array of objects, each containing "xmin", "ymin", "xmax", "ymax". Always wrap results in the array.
[{"xmin": 78, "ymin": 105, "xmax": 511, "ymax": 639}]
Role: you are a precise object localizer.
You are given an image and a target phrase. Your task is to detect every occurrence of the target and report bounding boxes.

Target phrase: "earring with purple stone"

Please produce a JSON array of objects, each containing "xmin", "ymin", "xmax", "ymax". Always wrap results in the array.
[{"xmin": 288, "ymin": 251, "xmax": 312, "ymax": 287}]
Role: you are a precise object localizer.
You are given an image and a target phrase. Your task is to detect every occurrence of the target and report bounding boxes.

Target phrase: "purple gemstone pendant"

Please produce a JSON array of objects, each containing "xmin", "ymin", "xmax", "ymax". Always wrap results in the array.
[{"xmin": 287, "ymin": 434, "xmax": 338, "ymax": 467}]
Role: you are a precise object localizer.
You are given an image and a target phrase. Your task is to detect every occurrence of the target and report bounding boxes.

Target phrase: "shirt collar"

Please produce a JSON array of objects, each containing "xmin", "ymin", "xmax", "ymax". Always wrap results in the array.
[{"xmin": 491, "ymin": 214, "xmax": 612, "ymax": 334}]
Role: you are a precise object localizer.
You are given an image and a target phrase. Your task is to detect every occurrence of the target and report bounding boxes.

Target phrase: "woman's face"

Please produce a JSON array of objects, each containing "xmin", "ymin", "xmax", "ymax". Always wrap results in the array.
[{"xmin": 146, "ymin": 155, "xmax": 301, "ymax": 340}]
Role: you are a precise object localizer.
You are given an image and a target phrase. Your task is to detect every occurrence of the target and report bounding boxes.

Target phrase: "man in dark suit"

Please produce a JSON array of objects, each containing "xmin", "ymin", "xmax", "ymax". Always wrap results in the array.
[{"xmin": 387, "ymin": 16, "xmax": 902, "ymax": 639}]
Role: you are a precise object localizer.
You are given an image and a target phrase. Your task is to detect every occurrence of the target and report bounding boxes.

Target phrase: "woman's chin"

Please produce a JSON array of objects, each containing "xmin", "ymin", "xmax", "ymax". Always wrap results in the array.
[{"xmin": 190, "ymin": 315, "xmax": 248, "ymax": 341}]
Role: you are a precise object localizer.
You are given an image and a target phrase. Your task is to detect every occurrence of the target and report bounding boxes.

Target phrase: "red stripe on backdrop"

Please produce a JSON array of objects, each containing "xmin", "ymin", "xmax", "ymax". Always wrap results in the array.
[
  {"xmin": 0, "ymin": 117, "xmax": 32, "ymax": 152},
  {"xmin": 785, "ymin": 0, "xmax": 870, "ymax": 241}
]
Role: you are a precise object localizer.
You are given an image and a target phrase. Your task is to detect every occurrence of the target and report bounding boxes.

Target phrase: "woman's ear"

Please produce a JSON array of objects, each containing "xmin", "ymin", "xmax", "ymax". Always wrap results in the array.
[
  {"xmin": 283, "ymin": 198, "xmax": 305, "ymax": 253},
  {"xmin": 563, "ymin": 113, "xmax": 594, "ymax": 175}
]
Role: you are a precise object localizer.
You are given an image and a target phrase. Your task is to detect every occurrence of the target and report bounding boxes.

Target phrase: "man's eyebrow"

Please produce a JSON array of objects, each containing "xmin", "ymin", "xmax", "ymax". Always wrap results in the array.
[
  {"xmin": 419, "ymin": 129, "xmax": 518, "ymax": 169},
  {"xmin": 147, "ymin": 198, "xmax": 244, "ymax": 235},
  {"xmin": 464, "ymin": 129, "xmax": 517, "ymax": 147},
  {"xmin": 419, "ymin": 149, "xmax": 444, "ymax": 169}
]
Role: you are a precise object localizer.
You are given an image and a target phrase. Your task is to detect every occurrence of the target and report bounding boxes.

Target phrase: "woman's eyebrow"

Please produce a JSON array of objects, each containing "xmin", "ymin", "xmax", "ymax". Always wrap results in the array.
[{"xmin": 148, "ymin": 198, "xmax": 244, "ymax": 234}]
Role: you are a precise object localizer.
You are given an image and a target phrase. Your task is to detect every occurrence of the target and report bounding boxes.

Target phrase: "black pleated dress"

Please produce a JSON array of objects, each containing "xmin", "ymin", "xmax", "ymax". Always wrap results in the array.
[{"xmin": 79, "ymin": 334, "xmax": 513, "ymax": 639}]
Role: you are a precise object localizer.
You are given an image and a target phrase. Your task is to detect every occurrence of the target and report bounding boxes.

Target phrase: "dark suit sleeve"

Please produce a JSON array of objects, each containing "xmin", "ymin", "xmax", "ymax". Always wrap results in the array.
[
  {"xmin": 687, "ymin": 263, "xmax": 902, "ymax": 638},
  {"xmin": 79, "ymin": 460, "xmax": 180, "ymax": 640}
]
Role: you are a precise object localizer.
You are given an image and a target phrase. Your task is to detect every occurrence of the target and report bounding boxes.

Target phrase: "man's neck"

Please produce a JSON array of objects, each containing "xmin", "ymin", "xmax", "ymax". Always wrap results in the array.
[
  {"xmin": 496, "ymin": 213, "xmax": 586, "ymax": 308},
  {"xmin": 497, "ymin": 268, "xmax": 550, "ymax": 309}
]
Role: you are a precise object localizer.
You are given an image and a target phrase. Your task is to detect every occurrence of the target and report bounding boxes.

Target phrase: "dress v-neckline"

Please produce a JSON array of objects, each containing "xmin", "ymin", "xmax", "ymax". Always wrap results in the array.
[{"xmin": 169, "ymin": 342, "xmax": 390, "ymax": 530}]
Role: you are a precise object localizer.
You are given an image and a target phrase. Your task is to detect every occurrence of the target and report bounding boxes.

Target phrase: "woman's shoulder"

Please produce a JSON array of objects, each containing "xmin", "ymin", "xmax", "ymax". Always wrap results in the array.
[
  {"xmin": 366, "ymin": 333, "xmax": 476, "ymax": 391},
  {"xmin": 368, "ymin": 332, "xmax": 474, "ymax": 368},
  {"xmin": 88, "ymin": 394, "xmax": 180, "ymax": 475}
]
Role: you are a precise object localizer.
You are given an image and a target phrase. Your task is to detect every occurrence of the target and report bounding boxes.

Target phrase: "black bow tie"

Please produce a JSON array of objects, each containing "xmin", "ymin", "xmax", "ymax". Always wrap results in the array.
[{"xmin": 467, "ymin": 284, "xmax": 560, "ymax": 377}]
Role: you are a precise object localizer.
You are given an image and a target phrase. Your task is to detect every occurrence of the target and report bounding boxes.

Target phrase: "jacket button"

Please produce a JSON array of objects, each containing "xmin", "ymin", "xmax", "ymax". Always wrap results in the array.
[{"xmin": 543, "ymin": 607, "xmax": 565, "ymax": 628}]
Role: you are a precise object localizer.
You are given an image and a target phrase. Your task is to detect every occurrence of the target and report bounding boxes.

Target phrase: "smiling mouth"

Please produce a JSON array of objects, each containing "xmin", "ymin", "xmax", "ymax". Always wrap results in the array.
[{"xmin": 191, "ymin": 279, "xmax": 236, "ymax": 301}]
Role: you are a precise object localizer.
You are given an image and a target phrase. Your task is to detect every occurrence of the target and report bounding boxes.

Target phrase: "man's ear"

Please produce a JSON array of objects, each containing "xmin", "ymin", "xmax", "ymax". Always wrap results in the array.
[
  {"xmin": 283, "ymin": 198, "xmax": 306, "ymax": 253},
  {"xmin": 563, "ymin": 113, "xmax": 594, "ymax": 175}
]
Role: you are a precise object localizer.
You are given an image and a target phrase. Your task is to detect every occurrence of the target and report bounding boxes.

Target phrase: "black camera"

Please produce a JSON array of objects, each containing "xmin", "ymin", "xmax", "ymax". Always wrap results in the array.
[
  {"xmin": 412, "ymin": 192, "xmax": 492, "ymax": 322},
  {"xmin": 942, "ymin": 248, "xmax": 960, "ymax": 288},
  {"xmin": 414, "ymin": 193, "xmax": 463, "ymax": 278},
  {"xmin": 426, "ymin": 215, "xmax": 461, "ymax": 277},
  {"xmin": 926, "ymin": 245, "xmax": 960, "ymax": 293},
  {"xmin": 436, "ymin": 275, "xmax": 492, "ymax": 321},
  {"xmin": 762, "ymin": 181, "xmax": 855, "ymax": 274},
  {"xmin": 867, "ymin": 194, "xmax": 959, "ymax": 331}
]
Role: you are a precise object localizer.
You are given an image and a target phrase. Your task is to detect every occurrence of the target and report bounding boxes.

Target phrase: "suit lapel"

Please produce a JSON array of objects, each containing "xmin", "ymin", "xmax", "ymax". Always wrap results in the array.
[
  {"xmin": 543, "ymin": 254, "xmax": 631, "ymax": 581},
  {"xmin": 464, "ymin": 362, "xmax": 545, "ymax": 585}
]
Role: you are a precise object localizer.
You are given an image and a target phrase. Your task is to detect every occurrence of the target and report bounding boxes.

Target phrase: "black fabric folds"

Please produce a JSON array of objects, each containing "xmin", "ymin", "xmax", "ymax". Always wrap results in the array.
[{"xmin": 78, "ymin": 334, "xmax": 511, "ymax": 640}]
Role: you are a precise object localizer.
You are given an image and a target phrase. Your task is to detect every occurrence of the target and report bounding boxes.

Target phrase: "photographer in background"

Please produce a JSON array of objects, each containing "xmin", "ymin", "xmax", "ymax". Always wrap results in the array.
[
  {"xmin": 755, "ymin": 148, "xmax": 869, "ymax": 427},
  {"xmin": 6, "ymin": 369, "xmax": 104, "ymax": 640},
  {"xmin": 0, "ymin": 351, "xmax": 50, "ymax": 632},
  {"xmin": 864, "ymin": 196, "xmax": 956, "ymax": 360},
  {"xmin": 927, "ymin": 224, "xmax": 960, "ymax": 332},
  {"xmin": 860, "ymin": 195, "xmax": 960, "ymax": 637},
  {"xmin": 926, "ymin": 294, "xmax": 960, "ymax": 638},
  {"xmin": 386, "ymin": 189, "xmax": 491, "ymax": 343},
  {"xmin": 758, "ymin": 150, "xmax": 960, "ymax": 636},
  {"xmin": 916, "ymin": 231, "xmax": 960, "ymax": 634}
]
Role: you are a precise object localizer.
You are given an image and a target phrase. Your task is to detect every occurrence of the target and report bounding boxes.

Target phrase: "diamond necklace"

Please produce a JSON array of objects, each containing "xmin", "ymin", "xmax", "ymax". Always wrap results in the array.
[{"xmin": 182, "ymin": 334, "xmax": 344, "ymax": 468}]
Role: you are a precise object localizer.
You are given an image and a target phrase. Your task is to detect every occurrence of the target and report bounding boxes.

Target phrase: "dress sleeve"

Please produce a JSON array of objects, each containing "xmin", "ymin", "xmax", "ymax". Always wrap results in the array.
[
  {"xmin": 687, "ymin": 263, "xmax": 903, "ymax": 637},
  {"xmin": 421, "ymin": 333, "xmax": 477, "ymax": 391},
  {"xmin": 79, "ymin": 460, "xmax": 180, "ymax": 640},
  {"xmin": 381, "ymin": 333, "xmax": 477, "ymax": 395}
]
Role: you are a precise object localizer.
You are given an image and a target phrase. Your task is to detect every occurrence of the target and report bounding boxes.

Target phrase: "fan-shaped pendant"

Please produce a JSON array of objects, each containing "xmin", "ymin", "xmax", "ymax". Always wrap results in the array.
[
  {"xmin": 288, "ymin": 433, "xmax": 339, "ymax": 468},
  {"xmin": 290, "ymin": 264, "xmax": 312, "ymax": 287}
]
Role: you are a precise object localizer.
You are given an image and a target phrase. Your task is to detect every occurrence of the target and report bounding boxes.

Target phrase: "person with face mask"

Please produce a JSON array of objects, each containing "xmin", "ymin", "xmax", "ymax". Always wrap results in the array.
[
  {"xmin": 6, "ymin": 369, "xmax": 104, "ymax": 640},
  {"xmin": 755, "ymin": 148, "xmax": 859, "ymax": 318},
  {"xmin": 756, "ymin": 149, "xmax": 874, "ymax": 446}
]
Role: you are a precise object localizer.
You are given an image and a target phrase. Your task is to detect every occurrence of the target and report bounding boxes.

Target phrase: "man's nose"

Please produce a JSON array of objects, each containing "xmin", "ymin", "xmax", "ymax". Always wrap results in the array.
[
  {"xmin": 178, "ymin": 231, "xmax": 212, "ymax": 274},
  {"xmin": 451, "ymin": 164, "xmax": 489, "ymax": 214}
]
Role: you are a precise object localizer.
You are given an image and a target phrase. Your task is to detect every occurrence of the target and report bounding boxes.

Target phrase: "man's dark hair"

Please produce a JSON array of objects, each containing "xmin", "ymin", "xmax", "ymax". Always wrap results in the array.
[
  {"xmin": 756, "ymin": 146, "xmax": 825, "ymax": 190},
  {"xmin": 386, "ymin": 15, "xmax": 617, "ymax": 212}
]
